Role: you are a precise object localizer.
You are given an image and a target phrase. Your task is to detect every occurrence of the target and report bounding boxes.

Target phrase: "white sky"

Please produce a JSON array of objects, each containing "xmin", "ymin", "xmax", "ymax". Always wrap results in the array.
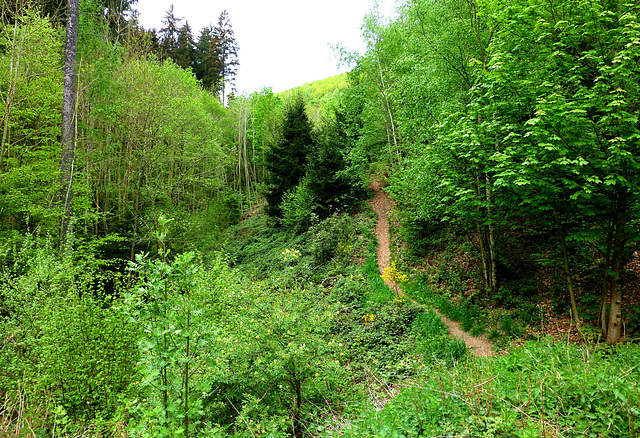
[{"xmin": 133, "ymin": 0, "xmax": 398, "ymax": 94}]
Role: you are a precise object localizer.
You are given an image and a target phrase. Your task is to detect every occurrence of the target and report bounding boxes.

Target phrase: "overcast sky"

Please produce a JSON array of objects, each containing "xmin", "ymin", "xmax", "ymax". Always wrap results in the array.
[{"xmin": 133, "ymin": 0, "xmax": 398, "ymax": 94}]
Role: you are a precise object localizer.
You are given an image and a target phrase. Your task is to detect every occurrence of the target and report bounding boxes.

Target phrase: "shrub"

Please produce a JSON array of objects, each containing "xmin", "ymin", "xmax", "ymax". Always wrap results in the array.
[
  {"xmin": 0, "ymin": 237, "xmax": 137, "ymax": 431},
  {"xmin": 280, "ymin": 179, "xmax": 318, "ymax": 232}
]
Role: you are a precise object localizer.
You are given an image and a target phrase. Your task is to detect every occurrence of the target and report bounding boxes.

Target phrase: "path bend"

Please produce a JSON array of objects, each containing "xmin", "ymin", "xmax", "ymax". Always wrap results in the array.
[{"xmin": 369, "ymin": 177, "xmax": 494, "ymax": 358}]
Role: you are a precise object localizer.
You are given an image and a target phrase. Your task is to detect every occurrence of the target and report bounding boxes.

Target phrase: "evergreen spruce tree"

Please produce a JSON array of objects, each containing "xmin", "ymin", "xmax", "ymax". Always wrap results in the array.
[
  {"xmin": 159, "ymin": 5, "xmax": 182, "ymax": 61},
  {"xmin": 307, "ymin": 115, "xmax": 359, "ymax": 218},
  {"xmin": 210, "ymin": 10, "xmax": 239, "ymax": 103},
  {"xmin": 265, "ymin": 93, "xmax": 314, "ymax": 218},
  {"xmin": 193, "ymin": 26, "xmax": 214, "ymax": 87},
  {"xmin": 174, "ymin": 22, "xmax": 195, "ymax": 70}
]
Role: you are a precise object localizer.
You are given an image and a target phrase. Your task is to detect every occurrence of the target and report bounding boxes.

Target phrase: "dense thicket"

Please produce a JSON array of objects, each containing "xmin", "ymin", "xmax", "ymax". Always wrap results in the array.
[
  {"xmin": 1, "ymin": 0, "xmax": 640, "ymax": 437},
  {"xmin": 264, "ymin": 93, "xmax": 314, "ymax": 218},
  {"xmin": 344, "ymin": 0, "xmax": 640, "ymax": 343},
  {"xmin": 0, "ymin": 5, "xmax": 238, "ymax": 259}
]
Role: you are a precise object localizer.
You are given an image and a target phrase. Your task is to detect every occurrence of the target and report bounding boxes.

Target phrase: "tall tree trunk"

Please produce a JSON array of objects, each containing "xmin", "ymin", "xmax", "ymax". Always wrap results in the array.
[
  {"xmin": 485, "ymin": 174, "xmax": 498, "ymax": 294},
  {"xmin": 473, "ymin": 173, "xmax": 490, "ymax": 290},
  {"xmin": 374, "ymin": 52, "xmax": 399, "ymax": 162},
  {"xmin": 60, "ymin": 0, "xmax": 79, "ymax": 246},
  {"xmin": 476, "ymin": 222, "xmax": 490, "ymax": 289},
  {"xmin": 606, "ymin": 194, "xmax": 627, "ymax": 343},
  {"xmin": 291, "ymin": 376, "xmax": 302, "ymax": 438},
  {"xmin": 243, "ymin": 106, "xmax": 252, "ymax": 206},
  {"xmin": 130, "ymin": 158, "xmax": 144, "ymax": 261},
  {"xmin": 599, "ymin": 226, "xmax": 613, "ymax": 336}
]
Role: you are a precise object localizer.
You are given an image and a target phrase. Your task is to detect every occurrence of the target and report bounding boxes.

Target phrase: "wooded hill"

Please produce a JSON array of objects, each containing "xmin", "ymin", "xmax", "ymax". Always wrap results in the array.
[{"xmin": 1, "ymin": 0, "xmax": 639, "ymax": 437}]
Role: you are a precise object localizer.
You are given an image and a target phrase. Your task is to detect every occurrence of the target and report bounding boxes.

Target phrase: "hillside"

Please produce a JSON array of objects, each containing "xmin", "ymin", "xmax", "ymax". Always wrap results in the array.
[
  {"xmin": 2, "ymin": 1, "xmax": 640, "ymax": 437},
  {"xmin": 279, "ymin": 73, "xmax": 349, "ymax": 102}
]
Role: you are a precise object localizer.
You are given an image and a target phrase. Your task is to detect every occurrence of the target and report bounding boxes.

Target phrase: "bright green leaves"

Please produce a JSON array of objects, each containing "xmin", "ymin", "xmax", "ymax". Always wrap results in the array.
[
  {"xmin": 350, "ymin": 0, "xmax": 640, "ymax": 337},
  {"xmin": 0, "ymin": 10, "xmax": 63, "ymax": 233},
  {"xmin": 219, "ymin": 282, "xmax": 344, "ymax": 434},
  {"xmin": 0, "ymin": 237, "xmax": 138, "ymax": 421},
  {"xmin": 125, "ymin": 251, "xmax": 224, "ymax": 437}
]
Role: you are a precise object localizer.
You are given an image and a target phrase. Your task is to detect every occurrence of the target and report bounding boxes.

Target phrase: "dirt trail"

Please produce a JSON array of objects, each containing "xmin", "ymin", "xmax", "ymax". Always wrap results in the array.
[{"xmin": 370, "ymin": 178, "xmax": 494, "ymax": 358}]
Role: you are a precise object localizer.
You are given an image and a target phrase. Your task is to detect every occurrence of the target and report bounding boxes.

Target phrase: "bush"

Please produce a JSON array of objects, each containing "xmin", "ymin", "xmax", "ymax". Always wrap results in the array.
[
  {"xmin": 280, "ymin": 179, "xmax": 318, "ymax": 232},
  {"xmin": 0, "ymin": 238, "xmax": 137, "ymax": 431}
]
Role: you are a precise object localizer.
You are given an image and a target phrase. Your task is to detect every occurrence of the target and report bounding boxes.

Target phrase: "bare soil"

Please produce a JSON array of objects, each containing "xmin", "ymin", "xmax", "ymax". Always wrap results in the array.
[{"xmin": 370, "ymin": 177, "xmax": 495, "ymax": 357}]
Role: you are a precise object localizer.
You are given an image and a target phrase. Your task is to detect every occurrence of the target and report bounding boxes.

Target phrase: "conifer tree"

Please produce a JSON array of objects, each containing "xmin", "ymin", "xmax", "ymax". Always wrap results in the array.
[
  {"xmin": 174, "ymin": 22, "xmax": 195, "ymax": 70},
  {"xmin": 210, "ymin": 10, "xmax": 239, "ymax": 104},
  {"xmin": 194, "ymin": 25, "xmax": 218, "ymax": 90},
  {"xmin": 264, "ymin": 93, "xmax": 313, "ymax": 218},
  {"xmin": 307, "ymin": 115, "xmax": 358, "ymax": 217},
  {"xmin": 158, "ymin": 5, "xmax": 182, "ymax": 61}
]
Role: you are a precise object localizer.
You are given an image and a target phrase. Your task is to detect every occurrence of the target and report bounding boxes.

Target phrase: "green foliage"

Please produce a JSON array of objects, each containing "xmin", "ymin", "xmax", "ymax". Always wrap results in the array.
[
  {"xmin": 281, "ymin": 73, "xmax": 349, "ymax": 124},
  {"xmin": 343, "ymin": 0, "xmax": 640, "ymax": 341},
  {"xmin": 339, "ymin": 341, "xmax": 640, "ymax": 437},
  {"xmin": 282, "ymin": 73, "xmax": 348, "ymax": 105},
  {"xmin": 413, "ymin": 311, "xmax": 467, "ymax": 367},
  {"xmin": 215, "ymin": 280, "xmax": 346, "ymax": 436},
  {"xmin": 124, "ymin": 249, "xmax": 225, "ymax": 436},
  {"xmin": 0, "ymin": 237, "xmax": 137, "ymax": 428},
  {"xmin": 407, "ymin": 276, "xmax": 490, "ymax": 337},
  {"xmin": 309, "ymin": 114, "xmax": 364, "ymax": 214},
  {"xmin": 0, "ymin": 10, "xmax": 63, "ymax": 235},
  {"xmin": 280, "ymin": 179, "xmax": 318, "ymax": 232},
  {"xmin": 264, "ymin": 93, "xmax": 314, "ymax": 218},
  {"xmin": 362, "ymin": 257, "xmax": 396, "ymax": 304},
  {"xmin": 278, "ymin": 107, "xmax": 365, "ymax": 232},
  {"xmin": 304, "ymin": 212, "xmax": 364, "ymax": 268}
]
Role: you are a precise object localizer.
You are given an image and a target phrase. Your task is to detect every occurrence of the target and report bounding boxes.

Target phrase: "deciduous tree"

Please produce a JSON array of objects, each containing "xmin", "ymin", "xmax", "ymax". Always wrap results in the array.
[{"xmin": 60, "ymin": 0, "xmax": 79, "ymax": 245}]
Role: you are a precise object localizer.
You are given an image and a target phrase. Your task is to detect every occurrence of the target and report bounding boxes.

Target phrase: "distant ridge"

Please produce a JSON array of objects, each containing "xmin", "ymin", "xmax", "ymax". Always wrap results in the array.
[{"xmin": 280, "ymin": 72, "xmax": 348, "ymax": 102}]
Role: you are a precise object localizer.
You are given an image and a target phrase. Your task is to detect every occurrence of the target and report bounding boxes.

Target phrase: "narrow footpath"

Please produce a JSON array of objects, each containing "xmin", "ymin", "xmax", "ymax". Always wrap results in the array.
[{"xmin": 370, "ymin": 178, "xmax": 494, "ymax": 357}]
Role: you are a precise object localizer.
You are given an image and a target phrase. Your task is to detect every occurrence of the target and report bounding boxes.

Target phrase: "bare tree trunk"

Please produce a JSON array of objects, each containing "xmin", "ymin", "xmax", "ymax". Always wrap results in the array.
[
  {"xmin": 374, "ymin": 52, "xmax": 399, "ymax": 162},
  {"xmin": 236, "ymin": 109, "xmax": 243, "ymax": 211},
  {"xmin": 60, "ymin": 0, "xmax": 79, "ymax": 246},
  {"xmin": 130, "ymin": 158, "xmax": 144, "ymax": 261},
  {"xmin": 290, "ymin": 376, "xmax": 303, "ymax": 438},
  {"xmin": 599, "ymin": 227, "xmax": 613, "ymax": 336},
  {"xmin": 243, "ymin": 106, "xmax": 251, "ymax": 205},
  {"xmin": 606, "ymin": 197, "xmax": 627, "ymax": 343},
  {"xmin": 476, "ymin": 222, "xmax": 490, "ymax": 289},
  {"xmin": 473, "ymin": 173, "xmax": 490, "ymax": 290},
  {"xmin": 485, "ymin": 174, "xmax": 498, "ymax": 294}
]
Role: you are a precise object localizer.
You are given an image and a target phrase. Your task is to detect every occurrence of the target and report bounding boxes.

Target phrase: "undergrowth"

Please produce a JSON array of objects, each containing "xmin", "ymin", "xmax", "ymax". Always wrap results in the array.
[{"xmin": 337, "ymin": 340, "xmax": 640, "ymax": 437}]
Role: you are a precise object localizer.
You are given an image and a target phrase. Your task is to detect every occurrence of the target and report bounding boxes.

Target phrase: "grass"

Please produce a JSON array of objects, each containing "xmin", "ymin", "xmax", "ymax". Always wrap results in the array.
[
  {"xmin": 337, "ymin": 339, "xmax": 640, "ymax": 437},
  {"xmin": 362, "ymin": 257, "xmax": 397, "ymax": 304}
]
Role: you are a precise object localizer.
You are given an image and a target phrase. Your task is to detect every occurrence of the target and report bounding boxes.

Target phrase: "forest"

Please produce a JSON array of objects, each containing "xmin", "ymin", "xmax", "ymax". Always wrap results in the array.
[{"xmin": 1, "ymin": 0, "xmax": 639, "ymax": 437}]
